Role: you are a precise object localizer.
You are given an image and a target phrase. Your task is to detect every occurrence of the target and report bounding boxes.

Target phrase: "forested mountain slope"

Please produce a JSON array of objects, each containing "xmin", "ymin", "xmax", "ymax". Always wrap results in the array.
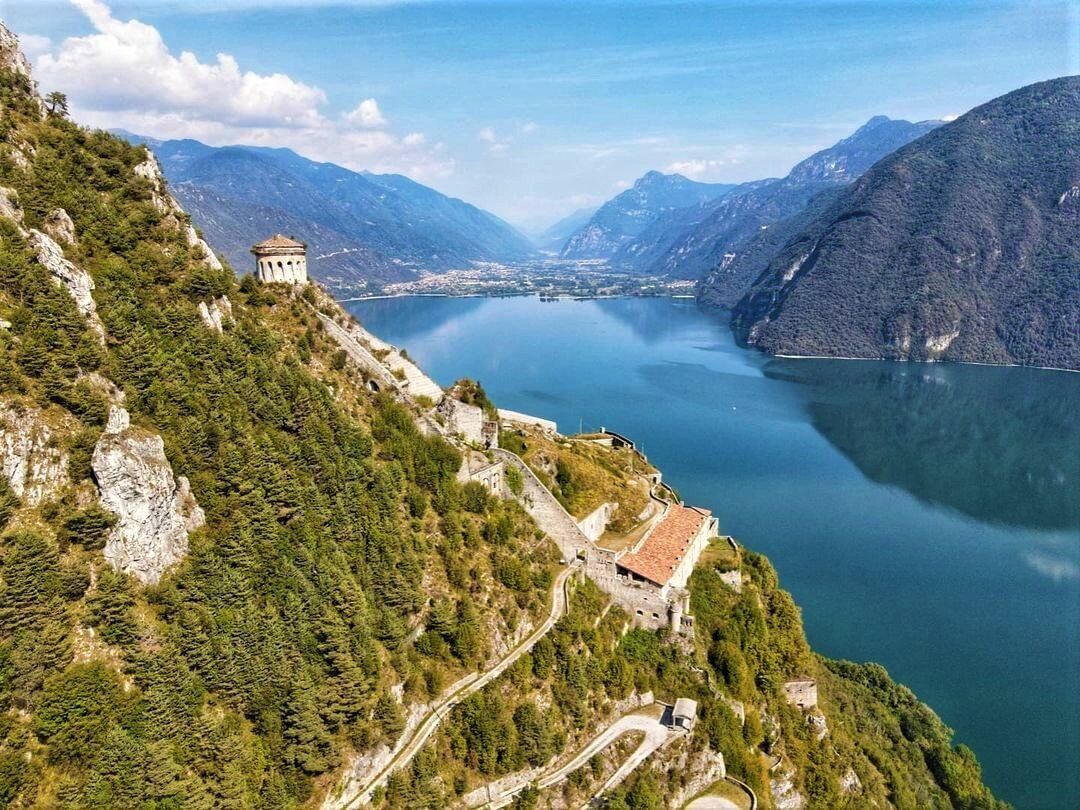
[
  {"xmin": 732, "ymin": 77, "xmax": 1080, "ymax": 369},
  {"xmin": 0, "ymin": 26, "xmax": 1006, "ymax": 809},
  {"xmin": 636, "ymin": 116, "xmax": 941, "ymax": 282},
  {"xmin": 114, "ymin": 134, "xmax": 536, "ymax": 292}
]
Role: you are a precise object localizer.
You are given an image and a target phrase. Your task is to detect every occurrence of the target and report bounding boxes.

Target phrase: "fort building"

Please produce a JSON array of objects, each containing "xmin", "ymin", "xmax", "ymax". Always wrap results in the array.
[
  {"xmin": 253, "ymin": 234, "xmax": 308, "ymax": 285},
  {"xmin": 615, "ymin": 504, "xmax": 716, "ymax": 599}
]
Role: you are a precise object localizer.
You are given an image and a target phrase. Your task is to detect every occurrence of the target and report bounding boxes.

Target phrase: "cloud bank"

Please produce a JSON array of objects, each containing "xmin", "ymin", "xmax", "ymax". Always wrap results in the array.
[{"xmin": 30, "ymin": 0, "xmax": 452, "ymax": 179}]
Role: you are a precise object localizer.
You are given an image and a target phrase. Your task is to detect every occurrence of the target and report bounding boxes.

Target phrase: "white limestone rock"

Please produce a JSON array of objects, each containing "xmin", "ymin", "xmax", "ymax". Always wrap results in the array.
[
  {"xmin": 0, "ymin": 24, "xmax": 35, "ymax": 81},
  {"xmin": 0, "ymin": 186, "xmax": 24, "ymax": 224},
  {"xmin": 0, "ymin": 401, "xmax": 69, "ymax": 505},
  {"xmin": 197, "ymin": 295, "xmax": 233, "ymax": 333},
  {"xmin": 42, "ymin": 207, "xmax": 77, "ymax": 246},
  {"xmin": 185, "ymin": 225, "xmax": 223, "ymax": 271},
  {"xmin": 840, "ymin": 766, "xmax": 862, "ymax": 795},
  {"xmin": 770, "ymin": 764, "xmax": 808, "ymax": 810},
  {"xmin": 0, "ymin": 25, "xmax": 46, "ymax": 118},
  {"xmin": 134, "ymin": 150, "xmax": 183, "ymax": 219},
  {"xmin": 93, "ymin": 406, "xmax": 205, "ymax": 585},
  {"xmin": 27, "ymin": 229, "xmax": 104, "ymax": 339}
]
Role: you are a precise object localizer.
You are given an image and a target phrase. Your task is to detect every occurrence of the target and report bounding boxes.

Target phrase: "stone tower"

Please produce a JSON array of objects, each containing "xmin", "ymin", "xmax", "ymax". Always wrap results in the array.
[{"xmin": 252, "ymin": 234, "xmax": 308, "ymax": 285}]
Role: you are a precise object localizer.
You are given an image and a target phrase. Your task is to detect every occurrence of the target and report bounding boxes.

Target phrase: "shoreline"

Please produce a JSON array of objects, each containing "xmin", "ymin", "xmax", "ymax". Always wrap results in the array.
[
  {"xmin": 774, "ymin": 352, "xmax": 1079, "ymax": 374},
  {"xmin": 339, "ymin": 292, "xmax": 1079, "ymax": 375}
]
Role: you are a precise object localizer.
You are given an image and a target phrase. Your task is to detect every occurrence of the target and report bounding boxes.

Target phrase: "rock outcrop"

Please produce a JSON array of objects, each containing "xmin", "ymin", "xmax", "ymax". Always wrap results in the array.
[
  {"xmin": 197, "ymin": 295, "xmax": 233, "ymax": 333},
  {"xmin": 0, "ymin": 186, "xmax": 23, "ymax": 223},
  {"xmin": 0, "ymin": 400, "xmax": 69, "ymax": 505},
  {"xmin": 27, "ymin": 228, "xmax": 105, "ymax": 339},
  {"xmin": 186, "ymin": 224, "xmax": 223, "ymax": 271},
  {"xmin": 42, "ymin": 207, "xmax": 77, "ymax": 245},
  {"xmin": 0, "ymin": 25, "xmax": 45, "ymax": 118},
  {"xmin": 134, "ymin": 150, "xmax": 183, "ymax": 222},
  {"xmin": 93, "ymin": 406, "xmax": 205, "ymax": 585}
]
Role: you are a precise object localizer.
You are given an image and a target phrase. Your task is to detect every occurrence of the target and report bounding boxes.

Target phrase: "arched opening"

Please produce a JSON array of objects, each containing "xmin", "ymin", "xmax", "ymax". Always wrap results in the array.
[{"xmin": 366, "ymin": 379, "xmax": 380, "ymax": 392}]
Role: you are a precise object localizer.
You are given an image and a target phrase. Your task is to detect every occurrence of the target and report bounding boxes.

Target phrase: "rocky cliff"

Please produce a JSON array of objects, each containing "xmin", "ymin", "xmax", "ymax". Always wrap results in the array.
[{"xmin": 93, "ymin": 406, "xmax": 205, "ymax": 584}]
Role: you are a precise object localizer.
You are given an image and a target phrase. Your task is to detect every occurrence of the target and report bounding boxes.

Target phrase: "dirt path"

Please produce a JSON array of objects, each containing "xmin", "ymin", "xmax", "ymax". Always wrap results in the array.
[{"xmin": 325, "ymin": 563, "xmax": 578, "ymax": 808}]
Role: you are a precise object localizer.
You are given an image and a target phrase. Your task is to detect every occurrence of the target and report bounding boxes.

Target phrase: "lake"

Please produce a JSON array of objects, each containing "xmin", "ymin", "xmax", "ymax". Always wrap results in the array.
[{"xmin": 344, "ymin": 294, "xmax": 1079, "ymax": 809}]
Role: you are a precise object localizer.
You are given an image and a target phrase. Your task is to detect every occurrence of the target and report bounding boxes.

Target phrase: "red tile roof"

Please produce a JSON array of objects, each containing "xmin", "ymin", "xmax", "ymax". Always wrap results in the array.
[
  {"xmin": 252, "ymin": 233, "xmax": 305, "ymax": 250},
  {"xmin": 618, "ymin": 504, "xmax": 711, "ymax": 587}
]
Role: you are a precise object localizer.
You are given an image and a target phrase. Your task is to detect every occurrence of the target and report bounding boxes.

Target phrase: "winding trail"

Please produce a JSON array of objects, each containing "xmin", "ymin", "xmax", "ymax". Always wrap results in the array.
[
  {"xmin": 327, "ymin": 563, "xmax": 579, "ymax": 808},
  {"xmin": 479, "ymin": 709, "xmax": 675, "ymax": 808}
]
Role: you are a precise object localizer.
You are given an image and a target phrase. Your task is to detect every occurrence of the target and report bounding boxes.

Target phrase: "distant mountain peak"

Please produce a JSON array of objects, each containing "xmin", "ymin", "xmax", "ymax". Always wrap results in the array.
[
  {"xmin": 731, "ymin": 76, "xmax": 1080, "ymax": 369},
  {"xmin": 129, "ymin": 135, "xmax": 535, "ymax": 289}
]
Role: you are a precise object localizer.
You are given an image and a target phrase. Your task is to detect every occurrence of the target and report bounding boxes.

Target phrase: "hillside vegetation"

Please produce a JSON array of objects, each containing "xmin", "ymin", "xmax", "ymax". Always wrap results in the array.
[
  {"xmin": 732, "ymin": 77, "xmax": 1080, "ymax": 370},
  {"xmin": 0, "ymin": 27, "xmax": 1007, "ymax": 810},
  {"xmin": 0, "ymin": 42, "xmax": 550, "ymax": 806}
]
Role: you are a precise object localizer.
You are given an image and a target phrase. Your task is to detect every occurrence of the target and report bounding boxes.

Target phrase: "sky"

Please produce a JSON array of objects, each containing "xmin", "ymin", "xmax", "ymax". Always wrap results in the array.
[{"xmin": 3, "ymin": 0, "xmax": 1078, "ymax": 229}]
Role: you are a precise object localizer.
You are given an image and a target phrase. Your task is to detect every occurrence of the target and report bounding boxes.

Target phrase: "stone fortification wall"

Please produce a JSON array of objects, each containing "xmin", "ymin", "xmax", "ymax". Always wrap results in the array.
[
  {"xmin": 577, "ymin": 501, "xmax": 618, "ymax": 541},
  {"xmin": 498, "ymin": 408, "xmax": 557, "ymax": 434},
  {"xmin": 438, "ymin": 397, "xmax": 486, "ymax": 445},
  {"xmin": 315, "ymin": 313, "xmax": 400, "ymax": 392}
]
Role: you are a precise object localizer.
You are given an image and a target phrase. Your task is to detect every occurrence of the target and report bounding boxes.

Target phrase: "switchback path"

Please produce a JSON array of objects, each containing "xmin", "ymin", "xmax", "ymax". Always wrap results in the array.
[
  {"xmin": 481, "ymin": 709, "xmax": 675, "ymax": 808},
  {"xmin": 327, "ymin": 563, "xmax": 579, "ymax": 808}
]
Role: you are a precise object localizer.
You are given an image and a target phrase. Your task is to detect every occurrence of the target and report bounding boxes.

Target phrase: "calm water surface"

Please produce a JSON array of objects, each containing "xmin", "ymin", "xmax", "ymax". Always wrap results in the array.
[{"xmin": 345, "ymin": 295, "xmax": 1079, "ymax": 809}]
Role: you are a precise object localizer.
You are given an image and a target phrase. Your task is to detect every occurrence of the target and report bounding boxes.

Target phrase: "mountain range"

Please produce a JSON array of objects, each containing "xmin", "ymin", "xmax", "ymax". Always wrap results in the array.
[
  {"xmin": 560, "ymin": 171, "xmax": 736, "ymax": 258},
  {"xmin": 113, "ymin": 132, "xmax": 536, "ymax": 291},
  {"xmin": 562, "ymin": 116, "xmax": 941, "ymax": 294},
  {"xmin": 730, "ymin": 76, "xmax": 1080, "ymax": 369}
]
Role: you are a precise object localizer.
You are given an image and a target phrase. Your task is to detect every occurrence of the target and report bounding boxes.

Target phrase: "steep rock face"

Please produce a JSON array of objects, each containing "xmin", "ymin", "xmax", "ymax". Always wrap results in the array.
[
  {"xmin": 185, "ymin": 224, "xmax": 223, "ymax": 270},
  {"xmin": 42, "ymin": 207, "xmax": 77, "ymax": 245},
  {"xmin": 0, "ymin": 24, "xmax": 35, "ymax": 81},
  {"xmin": 92, "ymin": 406, "xmax": 205, "ymax": 584},
  {"xmin": 0, "ymin": 25, "xmax": 45, "ymax": 119},
  {"xmin": 197, "ymin": 295, "xmax": 233, "ymax": 333},
  {"xmin": 27, "ymin": 228, "xmax": 104, "ymax": 338},
  {"xmin": 0, "ymin": 401, "xmax": 69, "ymax": 505},
  {"xmin": 732, "ymin": 77, "xmax": 1080, "ymax": 369}
]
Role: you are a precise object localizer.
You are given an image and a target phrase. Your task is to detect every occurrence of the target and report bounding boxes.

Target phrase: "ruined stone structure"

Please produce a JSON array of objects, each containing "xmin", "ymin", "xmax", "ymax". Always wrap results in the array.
[
  {"xmin": 783, "ymin": 678, "xmax": 818, "ymax": 710},
  {"xmin": 438, "ymin": 396, "xmax": 498, "ymax": 447},
  {"xmin": 457, "ymin": 452, "xmax": 505, "ymax": 496},
  {"xmin": 253, "ymin": 234, "xmax": 308, "ymax": 285}
]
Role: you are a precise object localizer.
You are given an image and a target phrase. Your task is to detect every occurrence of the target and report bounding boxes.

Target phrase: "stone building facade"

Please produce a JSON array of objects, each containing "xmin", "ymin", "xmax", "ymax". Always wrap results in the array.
[{"xmin": 253, "ymin": 234, "xmax": 308, "ymax": 285}]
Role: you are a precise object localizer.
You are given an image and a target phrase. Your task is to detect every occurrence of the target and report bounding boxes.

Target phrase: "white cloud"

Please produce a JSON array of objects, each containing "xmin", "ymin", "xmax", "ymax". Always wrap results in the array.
[
  {"xmin": 32, "ymin": 0, "xmax": 451, "ymax": 180},
  {"xmin": 942, "ymin": 113, "xmax": 960, "ymax": 122},
  {"xmin": 478, "ymin": 125, "xmax": 511, "ymax": 153},
  {"xmin": 520, "ymin": 121, "xmax": 538, "ymax": 134},
  {"xmin": 611, "ymin": 179, "xmax": 631, "ymax": 191},
  {"xmin": 666, "ymin": 158, "xmax": 728, "ymax": 179},
  {"xmin": 18, "ymin": 33, "xmax": 53, "ymax": 59},
  {"xmin": 344, "ymin": 98, "xmax": 388, "ymax": 129}
]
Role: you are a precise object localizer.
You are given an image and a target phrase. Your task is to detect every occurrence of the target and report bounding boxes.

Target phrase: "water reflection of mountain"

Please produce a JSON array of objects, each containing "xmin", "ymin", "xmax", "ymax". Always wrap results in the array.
[
  {"xmin": 343, "ymin": 296, "xmax": 484, "ymax": 343},
  {"xmin": 764, "ymin": 359, "xmax": 1080, "ymax": 531},
  {"xmin": 598, "ymin": 297, "xmax": 725, "ymax": 344}
]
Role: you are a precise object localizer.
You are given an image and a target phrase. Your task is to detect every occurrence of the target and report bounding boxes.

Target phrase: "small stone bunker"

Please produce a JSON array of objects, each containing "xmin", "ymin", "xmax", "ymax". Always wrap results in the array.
[
  {"xmin": 671, "ymin": 698, "xmax": 698, "ymax": 733},
  {"xmin": 783, "ymin": 678, "xmax": 818, "ymax": 710}
]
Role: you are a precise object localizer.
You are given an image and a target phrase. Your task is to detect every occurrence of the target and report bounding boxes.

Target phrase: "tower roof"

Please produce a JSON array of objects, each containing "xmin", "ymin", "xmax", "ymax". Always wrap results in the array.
[{"xmin": 252, "ymin": 233, "xmax": 305, "ymax": 251}]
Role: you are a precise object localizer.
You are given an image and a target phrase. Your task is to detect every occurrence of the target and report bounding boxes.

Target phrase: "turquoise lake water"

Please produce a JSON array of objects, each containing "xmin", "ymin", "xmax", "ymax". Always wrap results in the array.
[{"xmin": 344, "ymin": 294, "xmax": 1079, "ymax": 809}]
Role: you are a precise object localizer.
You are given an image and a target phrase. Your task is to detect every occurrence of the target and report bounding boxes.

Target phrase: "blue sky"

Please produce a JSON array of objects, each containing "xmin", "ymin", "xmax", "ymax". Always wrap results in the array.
[{"xmin": 5, "ymin": 1, "xmax": 1079, "ymax": 227}]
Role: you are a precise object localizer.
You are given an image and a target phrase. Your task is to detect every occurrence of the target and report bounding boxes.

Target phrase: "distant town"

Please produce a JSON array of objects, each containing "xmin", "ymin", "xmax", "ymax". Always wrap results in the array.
[{"xmin": 334, "ymin": 258, "xmax": 698, "ymax": 300}]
